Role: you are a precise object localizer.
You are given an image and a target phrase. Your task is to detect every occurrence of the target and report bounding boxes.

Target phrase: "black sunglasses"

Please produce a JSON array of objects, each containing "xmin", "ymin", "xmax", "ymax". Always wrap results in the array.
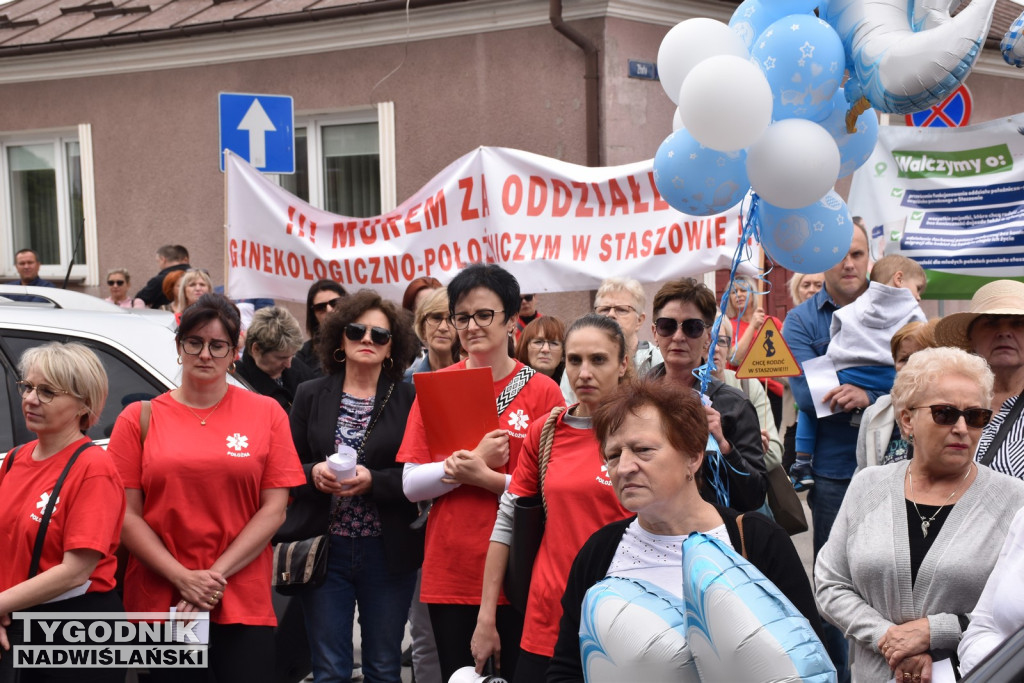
[
  {"xmin": 910, "ymin": 405, "xmax": 993, "ymax": 429},
  {"xmin": 312, "ymin": 297, "xmax": 343, "ymax": 314},
  {"xmin": 345, "ymin": 323, "xmax": 392, "ymax": 346},
  {"xmin": 107, "ymin": 279, "xmax": 126, "ymax": 286},
  {"xmin": 521, "ymin": 294, "xmax": 534, "ymax": 302},
  {"xmin": 654, "ymin": 317, "xmax": 708, "ymax": 339}
]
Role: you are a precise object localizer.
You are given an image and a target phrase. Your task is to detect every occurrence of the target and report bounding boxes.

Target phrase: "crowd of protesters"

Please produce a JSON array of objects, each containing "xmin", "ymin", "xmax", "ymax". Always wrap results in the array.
[{"xmin": 3, "ymin": 237, "xmax": 1024, "ymax": 683}]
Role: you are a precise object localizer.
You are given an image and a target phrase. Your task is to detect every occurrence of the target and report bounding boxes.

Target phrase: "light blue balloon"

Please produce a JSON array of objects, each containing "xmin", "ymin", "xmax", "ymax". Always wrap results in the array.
[
  {"xmin": 818, "ymin": 88, "xmax": 879, "ymax": 178},
  {"xmin": 653, "ymin": 130, "xmax": 750, "ymax": 217},
  {"xmin": 1002, "ymin": 9, "xmax": 1024, "ymax": 68},
  {"xmin": 750, "ymin": 15, "xmax": 845, "ymax": 121},
  {"xmin": 756, "ymin": 191, "xmax": 854, "ymax": 272},
  {"xmin": 682, "ymin": 533, "xmax": 836, "ymax": 683},
  {"xmin": 729, "ymin": 0, "xmax": 820, "ymax": 50}
]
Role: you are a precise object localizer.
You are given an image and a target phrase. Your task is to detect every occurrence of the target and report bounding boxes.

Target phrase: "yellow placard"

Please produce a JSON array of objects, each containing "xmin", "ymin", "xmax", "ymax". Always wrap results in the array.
[{"xmin": 735, "ymin": 318, "xmax": 802, "ymax": 378}]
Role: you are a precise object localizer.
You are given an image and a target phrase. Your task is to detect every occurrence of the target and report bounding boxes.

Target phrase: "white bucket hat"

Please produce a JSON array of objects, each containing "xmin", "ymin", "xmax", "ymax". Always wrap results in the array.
[{"xmin": 933, "ymin": 280, "xmax": 1024, "ymax": 350}]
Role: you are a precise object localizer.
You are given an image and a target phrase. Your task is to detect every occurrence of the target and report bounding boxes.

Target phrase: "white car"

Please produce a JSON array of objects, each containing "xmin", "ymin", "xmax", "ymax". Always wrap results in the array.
[{"xmin": 0, "ymin": 285, "xmax": 243, "ymax": 451}]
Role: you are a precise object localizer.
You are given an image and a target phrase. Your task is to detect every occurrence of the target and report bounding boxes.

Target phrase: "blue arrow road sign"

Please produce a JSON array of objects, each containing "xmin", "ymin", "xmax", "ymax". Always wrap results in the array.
[{"xmin": 219, "ymin": 93, "xmax": 295, "ymax": 173}]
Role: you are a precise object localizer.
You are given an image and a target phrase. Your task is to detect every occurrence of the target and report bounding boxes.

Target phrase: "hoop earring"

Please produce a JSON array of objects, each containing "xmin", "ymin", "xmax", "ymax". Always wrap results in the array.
[
  {"xmin": 383, "ymin": 357, "xmax": 394, "ymax": 369},
  {"xmin": 230, "ymin": 361, "xmax": 237, "ymax": 373},
  {"xmin": 176, "ymin": 355, "xmax": 183, "ymax": 365},
  {"xmin": 333, "ymin": 349, "xmax": 347, "ymax": 363}
]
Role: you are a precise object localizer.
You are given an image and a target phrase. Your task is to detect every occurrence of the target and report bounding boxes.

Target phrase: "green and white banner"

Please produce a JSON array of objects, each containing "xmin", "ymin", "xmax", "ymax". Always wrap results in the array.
[{"xmin": 849, "ymin": 114, "xmax": 1024, "ymax": 299}]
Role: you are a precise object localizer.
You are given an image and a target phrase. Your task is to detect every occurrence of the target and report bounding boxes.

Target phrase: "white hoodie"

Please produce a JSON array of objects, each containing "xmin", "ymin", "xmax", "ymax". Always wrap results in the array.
[{"xmin": 826, "ymin": 281, "xmax": 926, "ymax": 371}]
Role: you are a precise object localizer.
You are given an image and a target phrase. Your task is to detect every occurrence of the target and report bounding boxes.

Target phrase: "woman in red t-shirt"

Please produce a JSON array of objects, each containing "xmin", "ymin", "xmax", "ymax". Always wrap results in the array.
[
  {"xmin": 471, "ymin": 313, "xmax": 632, "ymax": 682},
  {"xmin": 725, "ymin": 274, "xmax": 784, "ymax": 426},
  {"xmin": 0, "ymin": 342, "xmax": 124, "ymax": 683},
  {"xmin": 108, "ymin": 294, "xmax": 306, "ymax": 683},
  {"xmin": 397, "ymin": 264, "xmax": 564, "ymax": 682}
]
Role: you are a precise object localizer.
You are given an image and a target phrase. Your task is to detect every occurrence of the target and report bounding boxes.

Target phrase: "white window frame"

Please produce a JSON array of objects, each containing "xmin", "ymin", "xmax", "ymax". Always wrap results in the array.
[
  {"xmin": 0, "ymin": 124, "xmax": 97, "ymax": 284},
  {"xmin": 270, "ymin": 101, "xmax": 397, "ymax": 213}
]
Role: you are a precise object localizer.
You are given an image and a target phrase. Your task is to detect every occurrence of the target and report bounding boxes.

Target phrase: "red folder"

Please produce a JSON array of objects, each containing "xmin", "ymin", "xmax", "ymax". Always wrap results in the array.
[{"xmin": 413, "ymin": 367, "xmax": 499, "ymax": 458}]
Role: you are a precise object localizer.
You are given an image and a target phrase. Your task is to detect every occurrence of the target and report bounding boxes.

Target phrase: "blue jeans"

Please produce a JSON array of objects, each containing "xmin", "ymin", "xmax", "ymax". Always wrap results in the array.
[
  {"xmin": 808, "ymin": 475, "xmax": 851, "ymax": 683},
  {"xmin": 300, "ymin": 535, "xmax": 417, "ymax": 683}
]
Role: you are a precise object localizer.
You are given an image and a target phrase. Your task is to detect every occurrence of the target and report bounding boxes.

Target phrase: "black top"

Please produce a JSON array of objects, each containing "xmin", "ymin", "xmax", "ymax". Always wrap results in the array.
[
  {"xmin": 295, "ymin": 338, "xmax": 324, "ymax": 379},
  {"xmin": 647, "ymin": 365, "xmax": 768, "ymax": 512},
  {"xmin": 548, "ymin": 507, "xmax": 822, "ymax": 683},
  {"xmin": 285, "ymin": 370, "xmax": 422, "ymax": 575},
  {"xmin": 136, "ymin": 263, "xmax": 189, "ymax": 308},
  {"xmin": 906, "ymin": 500, "xmax": 953, "ymax": 585},
  {"xmin": 234, "ymin": 351, "xmax": 315, "ymax": 413}
]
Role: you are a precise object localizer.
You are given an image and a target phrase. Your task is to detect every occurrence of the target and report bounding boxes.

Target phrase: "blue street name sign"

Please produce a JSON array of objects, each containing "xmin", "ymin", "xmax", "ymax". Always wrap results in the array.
[
  {"xmin": 218, "ymin": 92, "xmax": 295, "ymax": 173},
  {"xmin": 628, "ymin": 60, "xmax": 659, "ymax": 80}
]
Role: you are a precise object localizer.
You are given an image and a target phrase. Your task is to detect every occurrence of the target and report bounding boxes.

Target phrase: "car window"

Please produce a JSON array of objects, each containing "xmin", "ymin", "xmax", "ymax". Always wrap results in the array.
[{"xmin": 1, "ymin": 333, "xmax": 169, "ymax": 448}]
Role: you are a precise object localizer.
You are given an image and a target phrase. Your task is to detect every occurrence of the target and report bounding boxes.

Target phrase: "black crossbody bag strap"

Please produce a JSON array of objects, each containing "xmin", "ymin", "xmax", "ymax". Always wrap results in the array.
[
  {"xmin": 979, "ymin": 390, "xmax": 1024, "ymax": 467},
  {"xmin": 496, "ymin": 366, "xmax": 535, "ymax": 416},
  {"xmin": 3, "ymin": 445, "xmax": 21, "ymax": 474},
  {"xmin": 28, "ymin": 441, "xmax": 95, "ymax": 579}
]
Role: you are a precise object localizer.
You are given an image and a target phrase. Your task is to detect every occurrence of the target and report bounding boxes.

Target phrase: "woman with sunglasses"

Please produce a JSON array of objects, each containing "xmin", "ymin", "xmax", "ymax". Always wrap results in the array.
[
  {"xmin": 0, "ymin": 343, "xmax": 123, "ymax": 683},
  {"xmin": 297, "ymin": 280, "xmax": 348, "ymax": 377},
  {"xmin": 103, "ymin": 268, "xmax": 145, "ymax": 308},
  {"xmin": 291, "ymin": 290, "xmax": 421, "ymax": 683},
  {"xmin": 514, "ymin": 316, "xmax": 566, "ymax": 386},
  {"xmin": 647, "ymin": 278, "xmax": 767, "ymax": 512},
  {"xmin": 108, "ymin": 294, "xmax": 306, "ymax": 683},
  {"xmin": 398, "ymin": 264, "xmax": 564, "ymax": 682},
  {"xmin": 816, "ymin": 347, "xmax": 1024, "ymax": 683}
]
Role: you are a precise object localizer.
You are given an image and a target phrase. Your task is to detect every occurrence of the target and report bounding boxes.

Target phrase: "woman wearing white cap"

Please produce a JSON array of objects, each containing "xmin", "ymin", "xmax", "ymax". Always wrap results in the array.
[{"xmin": 934, "ymin": 280, "xmax": 1024, "ymax": 479}]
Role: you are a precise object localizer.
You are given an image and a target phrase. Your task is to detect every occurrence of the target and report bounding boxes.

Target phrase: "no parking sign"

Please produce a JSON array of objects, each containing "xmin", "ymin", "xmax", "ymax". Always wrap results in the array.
[{"xmin": 904, "ymin": 85, "xmax": 973, "ymax": 128}]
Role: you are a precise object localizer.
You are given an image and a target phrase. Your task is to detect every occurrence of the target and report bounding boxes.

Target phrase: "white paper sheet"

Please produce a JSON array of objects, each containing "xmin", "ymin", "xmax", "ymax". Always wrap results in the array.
[{"xmin": 802, "ymin": 355, "xmax": 842, "ymax": 419}]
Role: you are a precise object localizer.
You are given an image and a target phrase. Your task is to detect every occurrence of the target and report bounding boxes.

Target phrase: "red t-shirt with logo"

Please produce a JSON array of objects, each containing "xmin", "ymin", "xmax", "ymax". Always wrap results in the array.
[
  {"xmin": 0, "ymin": 437, "xmax": 124, "ymax": 595},
  {"xmin": 509, "ymin": 410, "xmax": 629, "ymax": 656},
  {"xmin": 108, "ymin": 387, "xmax": 306, "ymax": 626},
  {"xmin": 397, "ymin": 360, "xmax": 564, "ymax": 604}
]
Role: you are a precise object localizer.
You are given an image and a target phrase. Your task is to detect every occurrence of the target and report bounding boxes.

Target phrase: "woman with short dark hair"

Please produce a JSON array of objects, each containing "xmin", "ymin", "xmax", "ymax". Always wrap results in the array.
[
  {"xmin": 397, "ymin": 263, "xmax": 564, "ymax": 682},
  {"xmin": 108, "ymin": 293, "xmax": 306, "ymax": 683}
]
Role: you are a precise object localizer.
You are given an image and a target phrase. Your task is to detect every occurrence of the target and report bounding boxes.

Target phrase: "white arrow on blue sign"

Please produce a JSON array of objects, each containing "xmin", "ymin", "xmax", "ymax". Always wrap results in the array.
[{"xmin": 219, "ymin": 92, "xmax": 295, "ymax": 173}]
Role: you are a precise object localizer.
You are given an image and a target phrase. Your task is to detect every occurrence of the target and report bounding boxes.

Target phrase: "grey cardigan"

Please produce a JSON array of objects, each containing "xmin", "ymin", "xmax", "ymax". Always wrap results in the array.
[{"xmin": 815, "ymin": 460, "xmax": 1024, "ymax": 682}]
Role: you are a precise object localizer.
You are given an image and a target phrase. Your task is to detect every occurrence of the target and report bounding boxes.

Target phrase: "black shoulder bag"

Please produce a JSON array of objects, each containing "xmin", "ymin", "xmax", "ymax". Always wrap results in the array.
[{"xmin": 4, "ymin": 441, "xmax": 95, "ymax": 579}]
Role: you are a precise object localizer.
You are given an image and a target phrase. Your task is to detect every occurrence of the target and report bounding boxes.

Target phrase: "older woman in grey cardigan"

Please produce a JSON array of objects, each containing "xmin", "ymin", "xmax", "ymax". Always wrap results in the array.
[{"xmin": 816, "ymin": 347, "xmax": 1024, "ymax": 683}]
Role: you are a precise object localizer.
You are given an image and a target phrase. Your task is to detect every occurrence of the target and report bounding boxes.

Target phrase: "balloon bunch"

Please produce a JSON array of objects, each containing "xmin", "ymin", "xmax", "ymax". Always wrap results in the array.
[{"xmin": 652, "ymin": 4, "xmax": 874, "ymax": 273}]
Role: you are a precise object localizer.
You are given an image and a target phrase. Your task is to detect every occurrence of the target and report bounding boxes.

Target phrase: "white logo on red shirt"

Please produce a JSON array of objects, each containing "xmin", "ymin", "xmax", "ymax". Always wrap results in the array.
[
  {"xmin": 31, "ymin": 491, "xmax": 59, "ymax": 521},
  {"xmin": 507, "ymin": 410, "xmax": 529, "ymax": 432},
  {"xmin": 226, "ymin": 433, "xmax": 250, "ymax": 458},
  {"xmin": 595, "ymin": 464, "xmax": 613, "ymax": 487}
]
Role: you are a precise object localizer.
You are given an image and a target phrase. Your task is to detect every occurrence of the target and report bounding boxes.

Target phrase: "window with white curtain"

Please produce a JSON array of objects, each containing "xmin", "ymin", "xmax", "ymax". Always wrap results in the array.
[
  {"xmin": 274, "ymin": 106, "xmax": 394, "ymax": 218},
  {"xmin": 2, "ymin": 133, "xmax": 87, "ymax": 276}
]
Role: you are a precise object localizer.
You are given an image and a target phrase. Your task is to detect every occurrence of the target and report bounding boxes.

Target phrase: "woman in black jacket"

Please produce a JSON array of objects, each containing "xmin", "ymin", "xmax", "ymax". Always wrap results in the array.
[
  {"xmin": 235, "ymin": 306, "xmax": 314, "ymax": 412},
  {"xmin": 548, "ymin": 379, "xmax": 821, "ymax": 683},
  {"xmin": 289, "ymin": 290, "xmax": 422, "ymax": 683}
]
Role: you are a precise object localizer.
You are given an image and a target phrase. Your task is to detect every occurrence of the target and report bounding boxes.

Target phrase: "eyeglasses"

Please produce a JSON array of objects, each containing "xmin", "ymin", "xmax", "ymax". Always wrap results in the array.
[
  {"xmin": 16, "ymin": 380, "xmax": 75, "ymax": 404},
  {"xmin": 521, "ymin": 295, "xmax": 534, "ymax": 302},
  {"xmin": 312, "ymin": 297, "xmax": 343, "ymax": 314},
  {"xmin": 909, "ymin": 405, "xmax": 993, "ymax": 429},
  {"xmin": 107, "ymin": 279, "xmax": 126, "ymax": 286},
  {"xmin": 181, "ymin": 337, "xmax": 234, "ymax": 358},
  {"xmin": 654, "ymin": 317, "xmax": 708, "ymax": 339},
  {"xmin": 424, "ymin": 313, "xmax": 449, "ymax": 328},
  {"xmin": 528, "ymin": 339, "xmax": 562, "ymax": 350},
  {"xmin": 595, "ymin": 305, "xmax": 637, "ymax": 317},
  {"xmin": 449, "ymin": 309, "xmax": 499, "ymax": 330},
  {"xmin": 345, "ymin": 323, "xmax": 392, "ymax": 346}
]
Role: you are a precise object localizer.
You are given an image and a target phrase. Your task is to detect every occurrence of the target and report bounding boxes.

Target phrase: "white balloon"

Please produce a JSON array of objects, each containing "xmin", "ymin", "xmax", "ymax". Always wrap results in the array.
[
  {"xmin": 672, "ymin": 108, "xmax": 684, "ymax": 131},
  {"xmin": 678, "ymin": 56, "xmax": 773, "ymax": 153},
  {"xmin": 746, "ymin": 119, "xmax": 840, "ymax": 209},
  {"xmin": 657, "ymin": 18, "xmax": 749, "ymax": 105}
]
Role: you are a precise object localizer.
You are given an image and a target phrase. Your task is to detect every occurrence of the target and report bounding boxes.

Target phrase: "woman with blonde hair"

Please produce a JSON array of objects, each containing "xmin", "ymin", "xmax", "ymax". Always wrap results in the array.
[
  {"xmin": 816, "ymin": 346, "xmax": 1024, "ymax": 682},
  {"xmin": 405, "ymin": 288, "xmax": 456, "ymax": 379},
  {"xmin": 0, "ymin": 342, "xmax": 124, "ymax": 682},
  {"xmin": 236, "ymin": 306, "xmax": 314, "ymax": 413},
  {"xmin": 724, "ymin": 274, "xmax": 784, "ymax": 426},
  {"xmin": 172, "ymin": 269, "xmax": 214, "ymax": 321}
]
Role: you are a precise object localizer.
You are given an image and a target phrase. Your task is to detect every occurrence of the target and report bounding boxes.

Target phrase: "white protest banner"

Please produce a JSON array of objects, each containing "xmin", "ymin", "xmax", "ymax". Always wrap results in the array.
[
  {"xmin": 848, "ymin": 114, "xmax": 1024, "ymax": 299},
  {"xmin": 226, "ymin": 147, "xmax": 745, "ymax": 303}
]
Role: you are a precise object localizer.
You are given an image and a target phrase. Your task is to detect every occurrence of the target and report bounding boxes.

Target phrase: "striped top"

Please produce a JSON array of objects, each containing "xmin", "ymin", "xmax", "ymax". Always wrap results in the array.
[{"xmin": 976, "ymin": 394, "xmax": 1024, "ymax": 480}]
